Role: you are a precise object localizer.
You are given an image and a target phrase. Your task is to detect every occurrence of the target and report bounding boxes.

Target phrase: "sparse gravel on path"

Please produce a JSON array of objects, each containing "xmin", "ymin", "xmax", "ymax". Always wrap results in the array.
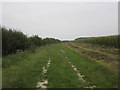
[
  {"xmin": 36, "ymin": 58, "xmax": 51, "ymax": 88},
  {"xmin": 61, "ymin": 49, "xmax": 96, "ymax": 88}
]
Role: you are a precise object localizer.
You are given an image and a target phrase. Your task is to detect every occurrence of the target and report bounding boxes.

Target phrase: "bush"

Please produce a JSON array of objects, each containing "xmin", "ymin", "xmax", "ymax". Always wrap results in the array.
[{"xmin": 2, "ymin": 27, "xmax": 61, "ymax": 56}]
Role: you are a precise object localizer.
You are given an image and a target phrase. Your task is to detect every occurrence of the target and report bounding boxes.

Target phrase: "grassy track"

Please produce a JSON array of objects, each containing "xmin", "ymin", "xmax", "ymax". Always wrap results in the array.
[
  {"xmin": 47, "ymin": 44, "xmax": 82, "ymax": 88},
  {"xmin": 2, "ymin": 43, "xmax": 118, "ymax": 88},
  {"xmin": 60, "ymin": 44, "xmax": 118, "ymax": 88}
]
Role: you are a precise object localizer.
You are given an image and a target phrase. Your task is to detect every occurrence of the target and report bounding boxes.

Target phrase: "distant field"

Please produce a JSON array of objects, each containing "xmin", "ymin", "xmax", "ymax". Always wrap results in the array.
[
  {"xmin": 75, "ymin": 35, "xmax": 120, "ymax": 48},
  {"xmin": 2, "ymin": 42, "xmax": 118, "ymax": 88}
]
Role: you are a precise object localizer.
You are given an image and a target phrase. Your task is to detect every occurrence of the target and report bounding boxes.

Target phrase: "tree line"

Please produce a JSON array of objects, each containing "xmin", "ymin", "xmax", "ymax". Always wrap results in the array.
[{"xmin": 2, "ymin": 27, "xmax": 61, "ymax": 56}]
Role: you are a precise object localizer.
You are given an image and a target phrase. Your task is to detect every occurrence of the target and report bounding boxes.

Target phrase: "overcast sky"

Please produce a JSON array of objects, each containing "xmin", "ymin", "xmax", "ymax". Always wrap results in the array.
[{"xmin": 1, "ymin": 2, "xmax": 118, "ymax": 40}]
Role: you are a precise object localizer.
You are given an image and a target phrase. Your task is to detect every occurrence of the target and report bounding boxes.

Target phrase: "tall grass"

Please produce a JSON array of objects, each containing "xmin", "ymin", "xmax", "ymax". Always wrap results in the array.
[
  {"xmin": 2, "ymin": 45, "xmax": 51, "ymax": 88},
  {"xmin": 75, "ymin": 35, "xmax": 120, "ymax": 48}
]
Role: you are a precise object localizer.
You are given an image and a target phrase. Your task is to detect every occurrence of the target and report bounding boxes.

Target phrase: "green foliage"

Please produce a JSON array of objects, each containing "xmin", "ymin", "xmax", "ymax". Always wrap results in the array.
[
  {"xmin": 75, "ymin": 35, "xmax": 120, "ymax": 48},
  {"xmin": 29, "ymin": 35, "xmax": 42, "ymax": 46},
  {"xmin": 2, "ymin": 27, "xmax": 61, "ymax": 56},
  {"xmin": 2, "ymin": 27, "xmax": 29, "ymax": 56},
  {"xmin": 43, "ymin": 38, "xmax": 61, "ymax": 45}
]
